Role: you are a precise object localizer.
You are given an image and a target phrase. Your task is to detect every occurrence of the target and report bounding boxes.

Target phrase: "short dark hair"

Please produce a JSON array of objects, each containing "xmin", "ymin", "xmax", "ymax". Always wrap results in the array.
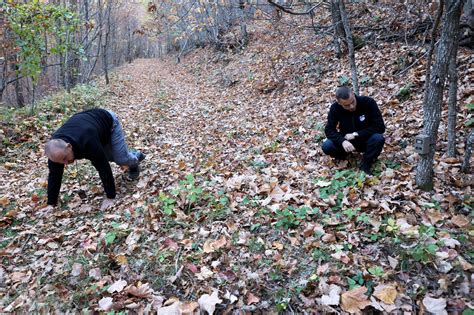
[{"xmin": 336, "ymin": 86, "xmax": 352, "ymax": 100}]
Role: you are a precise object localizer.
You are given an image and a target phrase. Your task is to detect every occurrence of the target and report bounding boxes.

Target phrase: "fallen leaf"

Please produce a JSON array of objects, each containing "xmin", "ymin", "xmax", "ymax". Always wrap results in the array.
[
  {"xmin": 89, "ymin": 268, "xmax": 101, "ymax": 280},
  {"xmin": 0, "ymin": 196, "xmax": 9, "ymax": 206},
  {"xmin": 115, "ymin": 255, "xmax": 128, "ymax": 266},
  {"xmin": 373, "ymin": 284, "xmax": 398, "ymax": 304},
  {"xmin": 331, "ymin": 252, "xmax": 350, "ymax": 264},
  {"xmin": 422, "ymin": 296, "xmax": 447, "ymax": 315},
  {"xmin": 127, "ymin": 283, "xmax": 154, "ymax": 298},
  {"xmin": 451, "ymin": 215, "xmax": 470, "ymax": 228},
  {"xmin": 98, "ymin": 297, "xmax": 114, "ymax": 311},
  {"xmin": 203, "ymin": 235, "xmax": 227, "ymax": 253},
  {"xmin": 157, "ymin": 300, "xmax": 180, "ymax": 315},
  {"xmin": 107, "ymin": 279, "xmax": 127, "ymax": 293},
  {"xmin": 247, "ymin": 292, "xmax": 260, "ymax": 305},
  {"xmin": 341, "ymin": 286, "xmax": 371, "ymax": 313},
  {"xmin": 320, "ymin": 284, "xmax": 341, "ymax": 306},
  {"xmin": 198, "ymin": 291, "xmax": 222, "ymax": 315},
  {"xmin": 71, "ymin": 263, "xmax": 83, "ymax": 277},
  {"xmin": 179, "ymin": 301, "xmax": 199, "ymax": 314}
]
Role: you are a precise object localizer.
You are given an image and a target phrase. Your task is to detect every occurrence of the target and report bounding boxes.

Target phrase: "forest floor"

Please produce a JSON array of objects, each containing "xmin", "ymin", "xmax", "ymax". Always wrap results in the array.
[{"xmin": 1, "ymin": 10, "xmax": 474, "ymax": 314}]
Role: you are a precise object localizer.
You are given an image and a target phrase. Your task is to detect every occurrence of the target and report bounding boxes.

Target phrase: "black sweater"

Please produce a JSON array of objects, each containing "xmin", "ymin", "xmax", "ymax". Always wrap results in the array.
[
  {"xmin": 47, "ymin": 109, "xmax": 115, "ymax": 205},
  {"xmin": 324, "ymin": 95, "xmax": 385, "ymax": 146}
]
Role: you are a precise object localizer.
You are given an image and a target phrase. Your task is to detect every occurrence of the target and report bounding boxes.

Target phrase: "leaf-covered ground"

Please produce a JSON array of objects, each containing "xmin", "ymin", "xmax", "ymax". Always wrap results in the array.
[{"xmin": 1, "ymin": 10, "xmax": 473, "ymax": 314}]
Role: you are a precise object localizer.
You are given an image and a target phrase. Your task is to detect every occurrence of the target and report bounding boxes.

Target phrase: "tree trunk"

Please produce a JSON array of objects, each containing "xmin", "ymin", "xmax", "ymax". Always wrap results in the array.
[
  {"xmin": 337, "ymin": 0, "xmax": 359, "ymax": 94},
  {"xmin": 461, "ymin": 129, "xmax": 474, "ymax": 172},
  {"xmin": 330, "ymin": 0, "xmax": 344, "ymax": 58},
  {"xmin": 446, "ymin": 37, "xmax": 459, "ymax": 157},
  {"xmin": 14, "ymin": 75, "xmax": 25, "ymax": 107},
  {"xmin": 415, "ymin": 0, "xmax": 464, "ymax": 191}
]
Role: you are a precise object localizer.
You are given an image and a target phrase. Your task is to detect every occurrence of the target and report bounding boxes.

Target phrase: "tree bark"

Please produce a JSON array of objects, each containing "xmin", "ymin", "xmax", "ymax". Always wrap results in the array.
[
  {"xmin": 330, "ymin": 0, "xmax": 344, "ymax": 58},
  {"xmin": 415, "ymin": 0, "xmax": 464, "ymax": 191},
  {"xmin": 446, "ymin": 37, "xmax": 459, "ymax": 157},
  {"xmin": 461, "ymin": 129, "xmax": 474, "ymax": 172},
  {"xmin": 337, "ymin": 0, "xmax": 359, "ymax": 94}
]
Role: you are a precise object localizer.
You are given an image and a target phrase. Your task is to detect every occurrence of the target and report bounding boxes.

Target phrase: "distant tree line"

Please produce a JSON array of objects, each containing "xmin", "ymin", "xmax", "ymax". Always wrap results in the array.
[{"xmin": 0, "ymin": 0, "xmax": 160, "ymax": 108}]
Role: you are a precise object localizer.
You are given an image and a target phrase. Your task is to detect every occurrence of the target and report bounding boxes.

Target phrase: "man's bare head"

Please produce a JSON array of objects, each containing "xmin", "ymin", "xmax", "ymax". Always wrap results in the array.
[
  {"xmin": 336, "ymin": 86, "xmax": 357, "ymax": 112},
  {"xmin": 45, "ymin": 139, "xmax": 75, "ymax": 165}
]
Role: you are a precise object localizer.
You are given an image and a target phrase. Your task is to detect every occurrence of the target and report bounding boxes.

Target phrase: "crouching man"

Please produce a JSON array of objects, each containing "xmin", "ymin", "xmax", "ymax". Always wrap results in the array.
[{"xmin": 322, "ymin": 86, "xmax": 385, "ymax": 175}]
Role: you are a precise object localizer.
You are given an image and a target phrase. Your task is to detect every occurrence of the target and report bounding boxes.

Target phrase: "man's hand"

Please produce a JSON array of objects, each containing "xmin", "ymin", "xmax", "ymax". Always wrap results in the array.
[
  {"xmin": 100, "ymin": 198, "xmax": 115, "ymax": 211},
  {"xmin": 342, "ymin": 140, "xmax": 356, "ymax": 152},
  {"xmin": 344, "ymin": 132, "xmax": 358, "ymax": 141}
]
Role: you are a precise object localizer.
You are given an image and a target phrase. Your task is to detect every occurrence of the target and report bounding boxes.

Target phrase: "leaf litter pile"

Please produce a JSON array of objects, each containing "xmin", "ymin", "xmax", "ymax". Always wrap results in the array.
[{"xmin": 1, "ymin": 9, "xmax": 473, "ymax": 314}]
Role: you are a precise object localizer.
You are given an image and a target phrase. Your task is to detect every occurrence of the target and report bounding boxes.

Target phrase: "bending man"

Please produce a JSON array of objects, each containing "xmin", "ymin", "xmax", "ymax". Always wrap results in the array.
[
  {"xmin": 322, "ymin": 86, "xmax": 385, "ymax": 175},
  {"xmin": 44, "ymin": 108, "xmax": 145, "ymax": 208}
]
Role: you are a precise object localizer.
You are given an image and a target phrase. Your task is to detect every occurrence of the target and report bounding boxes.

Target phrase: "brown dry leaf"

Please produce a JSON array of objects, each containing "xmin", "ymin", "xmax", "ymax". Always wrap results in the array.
[
  {"xmin": 341, "ymin": 286, "xmax": 371, "ymax": 313},
  {"xmin": 158, "ymin": 300, "xmax": 181, "ymax": 315},
  {"xmin": 247, "ymin": 292, "xmax": 260, "ymax": 305},
  {"xmin": 98, "ymin": 297, "xmax": 114, "ymax": 311},
  {"xmin": 0, "ymin": 196, "xmax": 10, "ymax": 206},
  {"xmin": 71, "ymin": 263, "xmax": 83, "ymax": 277},
  {"xmin": 451, "ymin": 215, "xmax": 470, "ymax": 228},
  {"xmin": 422, "ymin": 296, "xmax": 447, "ymax": 315},
  {"xmin": 179, "ymin": 301, "xmax": 199, "ymax": 315},
  {"xmin": 127, "ymin": 283, "xmax": 154, "ymax": 298},
  {"xmin": 115, "ymin": 255, "xmax": 128, "ymax": 266},
  {"xmin": 203, "ymin": 235, "xmax": 227, "ymax": 253},
  {"xmin": 373, "ymin": 284, "xmax": 398, "ymax": 304},
  {"xmin": 320, "ymin": 284, "xmax": 341, "ymax": 306},
  {"xmin": 89, "ymin": 268, "xmax": 101, "ymax": 280},
  {"xmin": 272, "ymin": 241, "xmax": 284, "ymax": 250},
  {"xmin": 198, "ymin": 291, "xmax": 222, "ymax": 315},
  {"xmin": 331, "ymin": 252, "xmax": 350, "ymax": 264},
  {"xmin": 10, "ymin": 271, "xmax": 28, "ymax": 283},
  {"xmin": 107, "ymin": 279, "xmax": 127, "ymax": 293}
]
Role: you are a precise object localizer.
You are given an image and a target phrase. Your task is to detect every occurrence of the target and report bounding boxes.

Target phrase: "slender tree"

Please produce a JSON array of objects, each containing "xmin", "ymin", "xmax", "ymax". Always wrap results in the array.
[
  {"xmin": 415, "ymin": 0, "xmax": 464, "ymax": 190},
  {"xmin": 337, "ymin": 0, "xmax": 359, "ymax": 94}
]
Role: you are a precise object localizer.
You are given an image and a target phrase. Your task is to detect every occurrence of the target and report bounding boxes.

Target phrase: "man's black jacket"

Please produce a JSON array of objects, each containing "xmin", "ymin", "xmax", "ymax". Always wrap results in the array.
[
  {"xmin": 47, "ymin": 108, "xmax": 115, "ymax": 205},
  {"xmin": 324, "ymin": 95, "xmax": 385, "ymax": 146}
]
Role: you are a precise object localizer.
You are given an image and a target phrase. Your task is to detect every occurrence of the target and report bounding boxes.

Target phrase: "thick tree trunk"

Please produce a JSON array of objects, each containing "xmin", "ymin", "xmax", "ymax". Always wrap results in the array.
[
  {"xmin": 446, "ymin": 38, "xmax": 459, "ymax": 157},
  {"xmin": 338, "ymin": 0, "xmax": 359, "ymax": 94},
  {"xmin": 415, "ymin": 0, "xmax": 464, "ymax": 191}
]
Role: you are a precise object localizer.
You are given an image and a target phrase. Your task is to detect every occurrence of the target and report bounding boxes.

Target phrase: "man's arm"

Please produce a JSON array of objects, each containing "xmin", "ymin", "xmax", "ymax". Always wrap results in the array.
[
  {"xmin": 324, "ymin": 105, "xmax": 345, "ymax": 145},
  {"xmin": 47, "ymin": 159, "xmax": 64, "ymax": 205},
  {"xmin": 356, "ymin": 99, "xmax": 386, "ymax": 138}
]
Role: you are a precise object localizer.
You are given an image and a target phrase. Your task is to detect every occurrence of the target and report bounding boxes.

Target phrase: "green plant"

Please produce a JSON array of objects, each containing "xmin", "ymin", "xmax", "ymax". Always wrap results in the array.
[
  {"xmin": 368, "ymin": 266, "xmax": 384, "ymax": 277},
  {"xmin": 338, "ymin": 75, "xmax": 350, "ymax": 86},
  {"xmin": 172, "ymin": 174, "xmax": 204, "ymax": 211},
  {"xmin": 396, "ymin": 82, "xmax": 412, "ymax": 101},
  {"xmin": 466, "ymin": 103, "xmax": 474, "ymax": 127},
  {"xmin": 318, "ymin": 169, "xmax": 366, "ymax": 210},
  {"xmin": 314, "ymin": 123, "xmax": 325, "ymax": 143},
  {"xmin": 158, "ymin": 192, "xmax": 176, "ymax": 216},
  {"xmin": 275, "ymin": 206, "xmax": 318, "ymax": 230}
]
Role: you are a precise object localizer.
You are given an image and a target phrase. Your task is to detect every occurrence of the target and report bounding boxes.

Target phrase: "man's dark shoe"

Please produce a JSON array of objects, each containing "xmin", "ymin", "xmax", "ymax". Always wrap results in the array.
[
  {"xmin": 359, "ymin": 161, "xmax": 373, "ymax": 175},
  {"xmin": 128, "ymin": 166, "xmax": 140, "ymax": 180}
]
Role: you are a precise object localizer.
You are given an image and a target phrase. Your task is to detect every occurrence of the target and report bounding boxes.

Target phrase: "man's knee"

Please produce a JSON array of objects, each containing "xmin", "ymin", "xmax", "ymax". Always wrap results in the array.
[
  {"xmin": 368, "ymin": 133, "xmax": 385, "ymax": 146},
  {"xmin": 322, "ymin": 139, "xmax": 336, "ymax": 155}
]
